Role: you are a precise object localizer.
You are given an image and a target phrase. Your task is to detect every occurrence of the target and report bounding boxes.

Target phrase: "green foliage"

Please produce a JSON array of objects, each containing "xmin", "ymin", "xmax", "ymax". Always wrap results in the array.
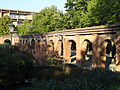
[
  {"xmin": 0, "ymin": 55, "xmax": 26, "ymax": 88},
  {"xmin": 65, "ymin": 0, "xmax": 120, "ymax": 28},
  {"xmin": 16, "ymin": 20, "xmax": 32, "ymax": 35},
  {"xmin": 81, "ymin": 0, "xmax": 120, "ymax": 27},
  {"xmin": 46, "ymin": 57, "xmax": 63, "ymax": 66},
  {"xmin": 18, "ymin": 67, "xmax": 120, "ymax": 90},
  {"xmin": 0, "ymin": 44, "xmax": 34, "ymax": 90},
  {"xmin": 0, "ymin": 16, "xmax": 11, "ymax": 35},
  {"xmin": 65, "ymin": 0, "xmax": 90, "ymax": 28},
  {"xmin": 32, "ymin": 5, "xmax": 64, "ymax": 33},
  {"xmin": 0, "ymin": 44, "xmax": 11, "ymax": 55}
]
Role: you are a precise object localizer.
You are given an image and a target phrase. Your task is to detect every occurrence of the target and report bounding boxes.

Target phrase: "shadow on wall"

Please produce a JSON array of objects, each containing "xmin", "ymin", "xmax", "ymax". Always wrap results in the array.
[
  {"xmin": 79, "ymin": 40, "xmax": 92, "ymax": 67},
  {"xmin": 16, "ymin": 38, "xmax": 63, "ymax": 65},
  {"xmin": 8, "ymin": 29, "xmax": 120, "ymax": 70},
  {"xmin": 115, "ymin": 36, "xmax": 120, "ymax": 71},
  {"xmin": 78, "ymin": 34, "xmax": 119, "ymax": 70}
]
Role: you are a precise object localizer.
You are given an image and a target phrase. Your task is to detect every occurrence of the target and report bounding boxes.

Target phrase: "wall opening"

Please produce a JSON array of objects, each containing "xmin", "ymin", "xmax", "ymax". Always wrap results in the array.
[
  {"xmin": 69, "ymin": 40, "xmax": 76, "ymax": 63},
  {"xmin": 57, "ymin": 40, "xmax": 63, "ymax": 57},
  {"xmin": 48, "ymin": 40, "xmax": 54, "ymax": 52},
  {"xmin": 101, "ymin": 39, "xmax": 116, "ymax": 68},
  {"xmin": 4, "ymin": 39, "xmax": 11, "ymax": 44},
  {"xmin": 81, "ymin": 40, "xmax": 93, "ymax": 67},
  {"xmin": 26, "ymin": 40, "xmax": 28, "ymax": 44},
  {"xmin": 30, "ymin": 39, "xmax": 35, "ymax": 54},
  {"xmin": 31, "ymin": 39, "xmax": 35, "ymax": 46}
]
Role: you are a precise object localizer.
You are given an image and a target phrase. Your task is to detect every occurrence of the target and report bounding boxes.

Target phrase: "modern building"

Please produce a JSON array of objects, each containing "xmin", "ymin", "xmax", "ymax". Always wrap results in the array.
[{"xmin": 0, "ymin": 8, "xmax": 36, "ymax": 26}]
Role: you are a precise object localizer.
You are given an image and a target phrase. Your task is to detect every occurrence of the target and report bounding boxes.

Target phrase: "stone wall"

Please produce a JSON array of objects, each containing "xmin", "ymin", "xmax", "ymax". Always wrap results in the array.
[{"xmin": 0, "ymin": 24, "xmax": 120, "ymax": 71}]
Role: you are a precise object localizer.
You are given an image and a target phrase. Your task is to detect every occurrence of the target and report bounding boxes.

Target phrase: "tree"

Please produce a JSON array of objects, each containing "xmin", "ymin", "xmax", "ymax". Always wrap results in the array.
[
  {"xmin": 65, "ymin": 0, "xmax": 120, "ymax": 28},
  {"xmin": 0, "ymin": 16, "xmax": 11, "ymax": 35},
  {"xmin": 65, "ymin": 0, "xmax": 90, "ymax": 28},
  {"xmin": 32, "ymin": 5, "xmax": 64, "ymax": 33},
  {"xmin": 17, "ymin": 20, "xmax": 32, "ymax": 35},
  {"xmin": 80, "ymin": 0, "xmax": 120, "ymax": 27}
]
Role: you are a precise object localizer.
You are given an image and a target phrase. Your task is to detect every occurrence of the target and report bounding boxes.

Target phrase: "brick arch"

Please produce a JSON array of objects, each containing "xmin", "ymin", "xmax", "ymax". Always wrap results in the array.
[
  {"xmin": 80, "ymin": 39, "xmax": 93, "ymax": 67},
  {"xmin": 80, "ymin": 40, "xmax": 93, "ymax": 59},
  {"xmin": 4, "ymin": 39, "xmax": 11, "ymax": 44},
  {"xmin": 25, "ymin": 39, "xmax": 28, "ymax": 45},
  {"xmin": 100, "ymin": 39, "xmax": 116, "ymax": 68},
  {"xmin": 22, "ymin": 40, "xmax": 25, "ymax": 45},
  {"xmin": 31, "ymin": 39, "xmax": 35, "ymax": 46},
  {"xmin": 48, "ymin": 40, "xmax": 54, "ymax": 52},
  {"xmin": 56, "ymin": 40, "xmax": 63, "ymax": 57},
  {"xmin": 68, "ymin": 40, "xmax": 76, "ymax": 63},
  {"xmin": 36, "ymin": 39, "xmax": 41, "ymax": 46}
]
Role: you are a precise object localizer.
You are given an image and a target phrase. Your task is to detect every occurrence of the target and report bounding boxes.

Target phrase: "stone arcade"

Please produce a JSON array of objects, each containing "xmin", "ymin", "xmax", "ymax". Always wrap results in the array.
[{"xmin": 0, "ymin": 24, "xmax": 120, "ymax": 71}]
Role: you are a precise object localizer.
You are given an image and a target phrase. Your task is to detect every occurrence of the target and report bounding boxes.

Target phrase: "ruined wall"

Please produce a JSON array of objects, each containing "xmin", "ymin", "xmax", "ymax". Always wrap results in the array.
[{"xmin": 0, "ymin": 24, "xmax": 120, "ymax": 71}]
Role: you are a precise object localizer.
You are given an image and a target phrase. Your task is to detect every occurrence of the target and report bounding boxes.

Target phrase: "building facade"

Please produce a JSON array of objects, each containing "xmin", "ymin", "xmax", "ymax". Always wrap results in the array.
[{"xmin": 0, "ymin": 8, "xmax": 36, "ymax": 26}]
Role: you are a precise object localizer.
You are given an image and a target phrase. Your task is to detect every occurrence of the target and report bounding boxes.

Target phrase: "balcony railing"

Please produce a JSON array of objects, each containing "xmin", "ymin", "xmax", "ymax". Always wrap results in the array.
[{"xmin": 10, "ymin": 15, "xmax": 31, "ymax": 20}]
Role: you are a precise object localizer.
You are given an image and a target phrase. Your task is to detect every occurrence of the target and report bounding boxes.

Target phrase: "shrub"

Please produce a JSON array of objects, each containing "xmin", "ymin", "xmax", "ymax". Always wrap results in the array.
[
  {"xmin": 0, "ymin": 44, "xmax": 34, "ymax": 90},
  {"xmin": 0, "ymin": 55, "xmax": 26, "ymax": 89},
  {"xmin": 46, "ymin": 57, "xmax": 63, "ymax": 66},
  {"xmin": 18, "ymin": 67, "xmax": 120, "ymax": 90}
]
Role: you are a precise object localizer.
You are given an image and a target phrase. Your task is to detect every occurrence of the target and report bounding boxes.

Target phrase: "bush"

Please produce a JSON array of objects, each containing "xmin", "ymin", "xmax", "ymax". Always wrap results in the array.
[
  {"xmin": 46, "ymin": 57, "xmax": 63, "ymax": 66},
  {"xmin": 18, "ymin": 67, "xmax": 120, "ymax": 90},
  {"xmin": 18, "ymin": 79, "xmax": 88, "ymax": 90},
  {"xmin": 0, "ymin": 55, "xmax": 26, "ymax": 89},
  {"xmin": 0, "ymin": 44, "xmax": 34, "ymax": 90}
]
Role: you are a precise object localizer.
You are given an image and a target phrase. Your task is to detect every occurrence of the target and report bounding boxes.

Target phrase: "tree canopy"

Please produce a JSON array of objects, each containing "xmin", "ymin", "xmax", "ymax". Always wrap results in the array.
[
  {"xmin": 0, "ymin": 16, "xmax": 11, "ymax": 35},
  {"xmin": 16, "ymin": 20, "xmax": 32, "ymax": 35},
  {"xmin": 65, "ymin": 0, "xmax": 120, "ymax": 28},
  {"xmin": 32, "ymin": 5, "xmax": 64, "ymax": 33},
  {"xmin": 17, "ymin": 0, "xmax": 120, "ymax": 34}
]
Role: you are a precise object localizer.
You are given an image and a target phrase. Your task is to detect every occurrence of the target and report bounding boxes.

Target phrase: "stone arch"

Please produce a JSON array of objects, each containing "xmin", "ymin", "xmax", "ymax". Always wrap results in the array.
[
  {"xmin": 19, "ymin": 40, "xmax": 22, "ymax": 44},
  {"xmin": 48, "ymin": 40, "xmax": 54, "ymax": 52},
  {"xmin": 22, "ymin": 40, "xmax": 25, "ymax": 45},
  {"xmin": 25, "ymin": 40, "xmax": 28, "ymax": 44},
  {"xmin": 100, "ymin": 39, "xmax": 116, "ymax": 68},
  {"xmin": 37, "ymin": 40, "xmax": 40, "ymax": 43},
  {"xmin": 80, "ymin": 39, "xmax": 93, "ymax": 67},
  {"xmin": 57, "ymin": 40, "xmax": 63, "ymax": 57},
  {"xmin": 30, "ymin": 39, "xmax": 36, "ymax": 54},
  {"xmin": 37, "ymin": 39, "xmax": 40, "ymax": 46},
  {"xmin": 31, "ymin": 39, "xmax": 35, "ymax": 46},
  {"xmin": 69, "ymin": 40, "xmax": 76, "ymax": 63},
  {"xmin": 4, "ymin": 39, "xmax": 11, "ymax": 44}
]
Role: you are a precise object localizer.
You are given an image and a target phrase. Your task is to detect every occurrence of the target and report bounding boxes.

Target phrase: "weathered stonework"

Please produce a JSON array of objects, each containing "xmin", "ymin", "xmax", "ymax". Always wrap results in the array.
[{"xmin": 0, "ymin": 24, "xmax": 120, "ymax": 71}]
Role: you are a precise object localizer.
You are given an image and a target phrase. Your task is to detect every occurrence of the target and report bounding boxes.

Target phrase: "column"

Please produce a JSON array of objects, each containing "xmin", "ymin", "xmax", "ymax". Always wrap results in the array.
[
  {"xmin": 75, "ymin": 35, "xmax": 82, "ymax": 65},
  {"xmin": 115, "ymin": 36, "xmax": 120, "ymax": 71},
  {"xmin": 92, "ymin": 34, "xmax": 101, "ymax": 68},
  {"xmin": 63, "ymin": 37, "xmax": 71, "ymax": 63}
]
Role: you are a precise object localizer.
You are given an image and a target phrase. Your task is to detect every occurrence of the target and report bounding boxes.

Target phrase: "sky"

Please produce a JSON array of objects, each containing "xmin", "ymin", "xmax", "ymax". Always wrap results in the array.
[{"xmin": 0, "ymin": 0, "xmax": 67, "ymax": 12}]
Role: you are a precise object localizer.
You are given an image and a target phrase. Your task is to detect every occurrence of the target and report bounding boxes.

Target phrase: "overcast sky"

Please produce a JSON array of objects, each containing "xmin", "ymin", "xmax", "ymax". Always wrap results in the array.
[{"xmin": 0, "ymin": 0, "xmax": 67, "ymax": 12}]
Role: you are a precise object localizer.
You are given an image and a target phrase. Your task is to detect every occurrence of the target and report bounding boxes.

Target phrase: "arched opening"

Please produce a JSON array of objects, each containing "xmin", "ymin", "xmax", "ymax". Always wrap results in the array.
[
  {"xmin": 4, "ymin": 39, "xmax": 11, "ymax": 44},
  {"xmin": 26, "ymin": 40, "xmax": 28, "ymax": 44},
  {"xmin": 31, "ymin": 39, "xmax": 35, "ymax": 46},
  {"xmin": 30, "ymin": 39, "xmax": 35, "ymax": 54},
  {"xmin": 22, "ymin": 40, "xmax": 25, "ymax": 45},
  {"xmin": 81, "ymin": 40, "xmax": 93, "ymax": 67},
  {"xmin": 101, "ymin": 39, "xmax": 116, "ymax": 68},
  {"xmin": 38, "ymin": 40, "xmax": 40, "ymax": 43},
  {"xmin": 19, "ymin": 40, "xmax": 22, "ymax": 44},
  {"xmin": 48, "ymin": 40, "xmax": 54, "ymax": 52},
  {"xmin": 61, "ymin": 42, "xmax": 63, "ymax": 56},
  {"xmin": 37, "ymin": 40, "xmax": 40, "ymax": 45},
  {"xmin": 69, "ymin": 40, "xmax": 76, "ymax": 63},
  {"xmin": 57, "ymin": 40, "xmax": 63, "ymax": 57}
]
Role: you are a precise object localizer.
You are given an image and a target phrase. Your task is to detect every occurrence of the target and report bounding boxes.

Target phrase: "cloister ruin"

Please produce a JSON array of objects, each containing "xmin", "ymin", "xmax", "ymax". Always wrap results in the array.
[{"xmin": 0, "ymin": 24, "xmax": 120, "ymax": 71}]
